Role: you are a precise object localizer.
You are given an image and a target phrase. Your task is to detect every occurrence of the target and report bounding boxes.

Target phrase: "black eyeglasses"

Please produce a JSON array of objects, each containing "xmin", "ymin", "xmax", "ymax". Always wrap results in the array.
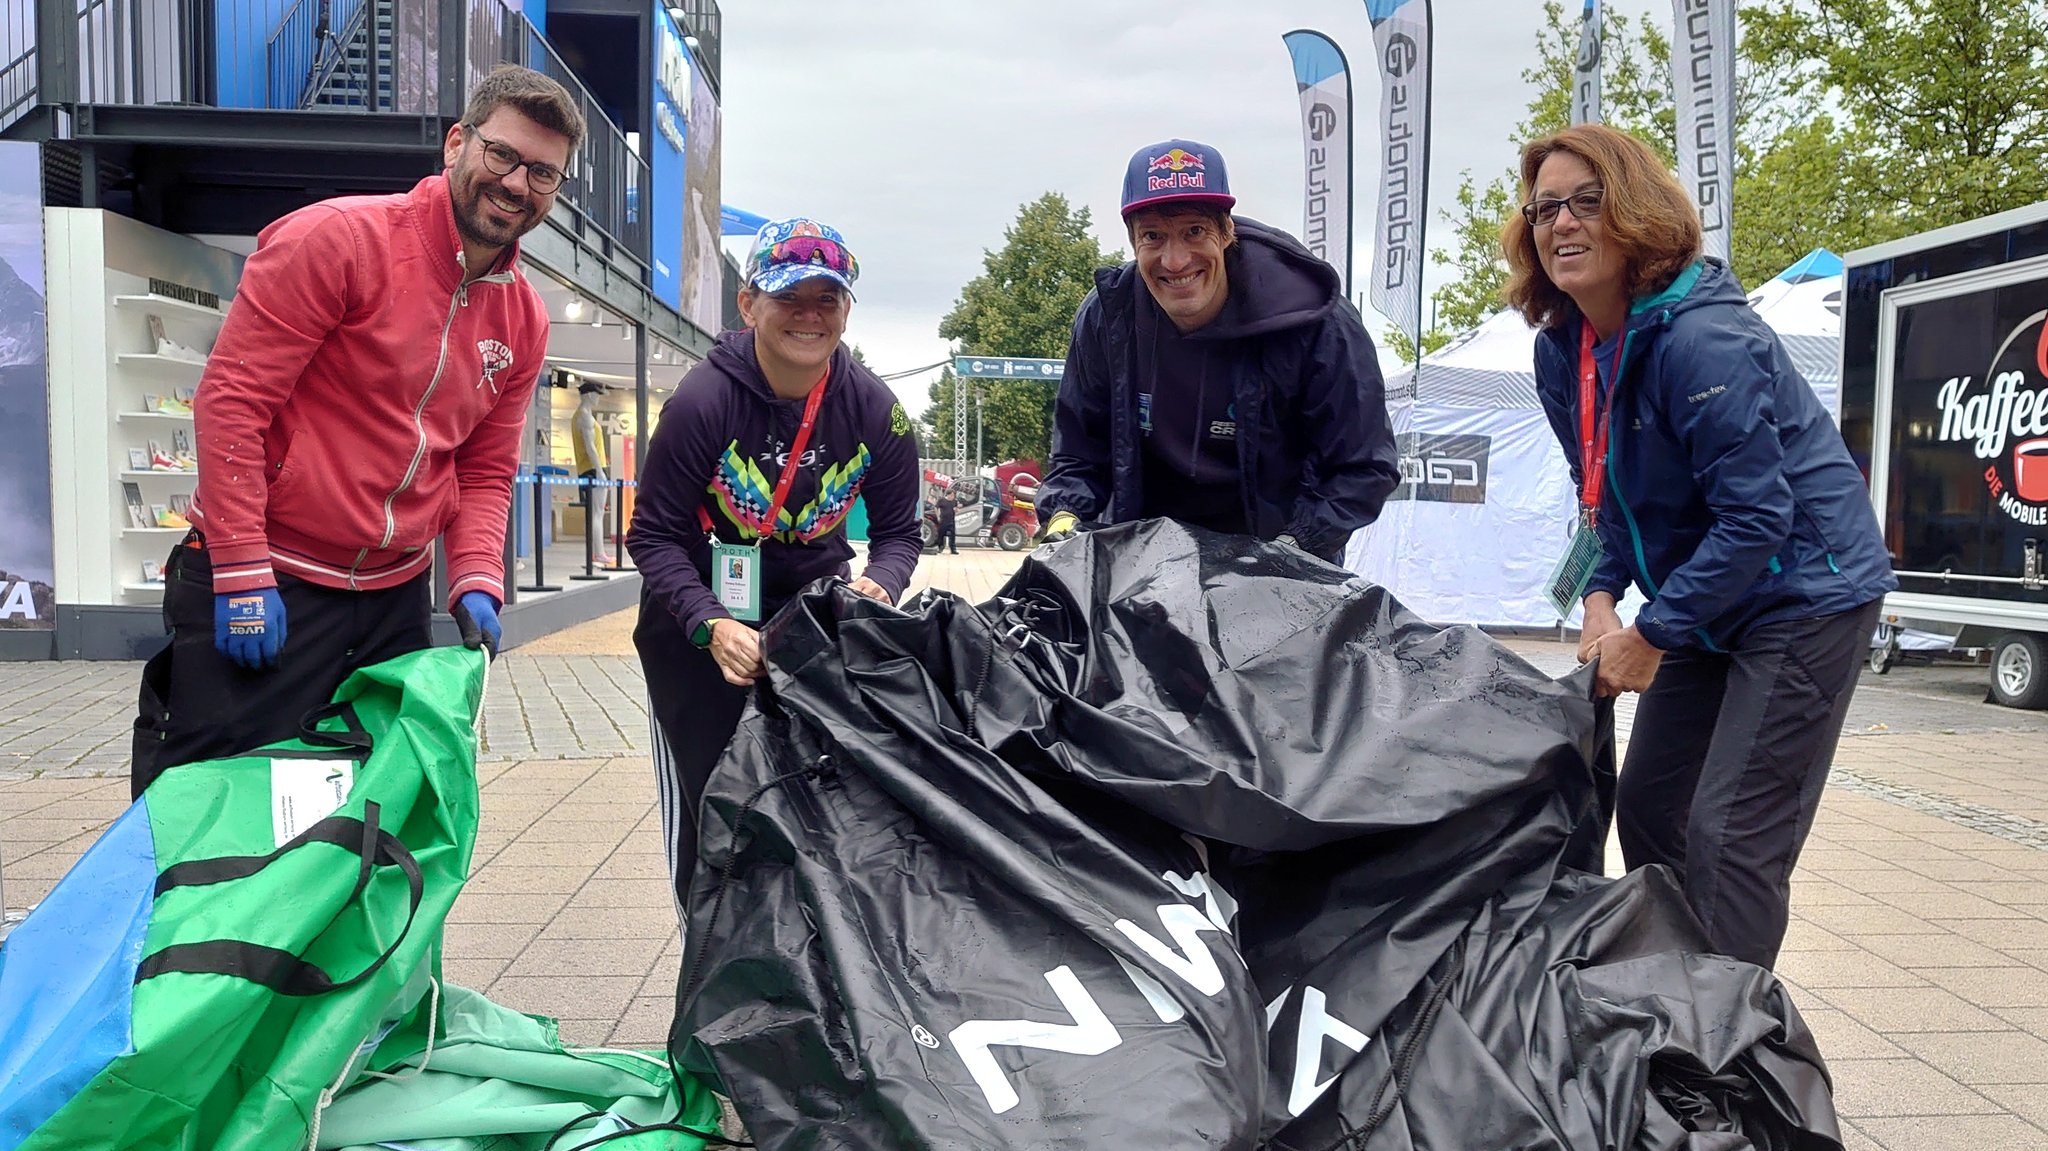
[
  {"xmin": 464, "ymin": 124, "xmax": 566, "ymax": 194},
  {"xmin": 1521, "ymin": 189, "xmax": 1605, "ymax": 227}
]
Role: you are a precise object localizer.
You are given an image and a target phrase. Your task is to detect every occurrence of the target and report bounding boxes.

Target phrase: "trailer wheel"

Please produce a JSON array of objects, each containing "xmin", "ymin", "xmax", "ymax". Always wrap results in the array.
[
  {"xmin": 995, "ymin": 523, "xmax": 1028, "ymax": 551},
  {"xmin": 919, "ymin": 520, "xmax": 939, "ymax": 553},
  {"xmin": 1870, "ymin": 641, "xmax": 1895, "ymax": 675},
  {"xmin": 1989, "ymin": 633, "xmax": 2048, "ymax": 710}
]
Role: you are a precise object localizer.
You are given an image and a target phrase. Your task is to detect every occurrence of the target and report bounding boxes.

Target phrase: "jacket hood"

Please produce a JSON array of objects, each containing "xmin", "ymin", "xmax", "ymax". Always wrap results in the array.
[
  {"xmin": 1094, "ymin": 215, "xmax": 1341, "ymax": 340},
  {"xmin": 706, "ymin": 328, "xmax": 855, "ymax": 403}
]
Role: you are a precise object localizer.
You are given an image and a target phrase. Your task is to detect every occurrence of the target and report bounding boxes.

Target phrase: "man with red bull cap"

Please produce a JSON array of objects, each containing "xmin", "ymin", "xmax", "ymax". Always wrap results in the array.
[{"xmin": 1036, "ymin": 138, "xmax": 1399, "ymax": 559}]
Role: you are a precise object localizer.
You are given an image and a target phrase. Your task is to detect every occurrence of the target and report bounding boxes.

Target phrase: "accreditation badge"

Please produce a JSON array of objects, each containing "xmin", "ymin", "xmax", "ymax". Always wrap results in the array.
[
  {"xmin": 1546, "ymin": 524, "xmax": 1605, "ymax": 620},
  {"xmin": 712, "ymin": 539, "xmax": 762, "ymax": 622}
]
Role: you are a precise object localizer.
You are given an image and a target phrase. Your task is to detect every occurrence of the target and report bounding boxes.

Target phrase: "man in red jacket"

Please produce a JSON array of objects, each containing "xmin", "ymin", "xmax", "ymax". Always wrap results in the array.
[{"xmin": 130, "ymin": 65, "xmax": 584, "ymax": 795}]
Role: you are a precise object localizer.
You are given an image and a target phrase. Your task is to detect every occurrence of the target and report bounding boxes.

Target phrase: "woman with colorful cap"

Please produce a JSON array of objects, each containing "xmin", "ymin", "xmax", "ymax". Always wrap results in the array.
[
  {"xmin": 626, "ymin": 218, "xmax": 924, "ymax": 913},
  {"xmin": 1505, "ymin": 124, "xmax": 1894, "ymax": 968}
]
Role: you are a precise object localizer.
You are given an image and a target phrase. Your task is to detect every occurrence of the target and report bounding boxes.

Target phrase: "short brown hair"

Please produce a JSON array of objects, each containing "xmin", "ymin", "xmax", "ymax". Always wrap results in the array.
[
  {"xmin": 462, "ymin": 64, "xmax": 587, "ymax": 155},
  {"xmin": 1501, "ymin": 124, "xmax": 1701, "ymax": 329}
]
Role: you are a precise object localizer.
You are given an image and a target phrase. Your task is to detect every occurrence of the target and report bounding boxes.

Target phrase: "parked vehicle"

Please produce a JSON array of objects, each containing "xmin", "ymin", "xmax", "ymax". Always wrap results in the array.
[{"xmin": 1843, "ymin": 203, "xmax": 2048, "ymax": 707}]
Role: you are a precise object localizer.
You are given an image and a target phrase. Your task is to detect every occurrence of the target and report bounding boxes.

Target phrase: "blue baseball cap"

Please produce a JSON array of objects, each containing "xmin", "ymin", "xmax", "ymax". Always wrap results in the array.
[
  {"xmin": 1121, "ymin": 139, "xmax": 1235, "ymax": 218},
  {"xmin": 745, "ymin": 217, "xmax": 860, "ymax": 297}
]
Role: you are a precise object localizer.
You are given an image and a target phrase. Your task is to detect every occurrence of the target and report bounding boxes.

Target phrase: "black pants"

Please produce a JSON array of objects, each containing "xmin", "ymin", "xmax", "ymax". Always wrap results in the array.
[
  {"xmin": 1616, "ymin": 599, "xmax": 1880, "ymax": 968},
  {"xmin": 130, "ymin": 539, "xmax": 433, "ymax": 798},
  {"xmin": 635, "ymin": 604, "xmax": 752, "ymax": 913},
  {"xmin": 939, "ymin": 520, "xmax": 958, "ymax": 553}
]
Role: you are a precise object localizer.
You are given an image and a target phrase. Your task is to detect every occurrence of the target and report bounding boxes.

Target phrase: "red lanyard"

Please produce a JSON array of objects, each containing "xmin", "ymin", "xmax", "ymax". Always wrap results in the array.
[
  {"xmin": 1577, "ymin": 321, "xmax": 1625, "ymax": 527},
  {"xmin": 700, "ymin": 368, "xmax": 830, "ymax": 539}
]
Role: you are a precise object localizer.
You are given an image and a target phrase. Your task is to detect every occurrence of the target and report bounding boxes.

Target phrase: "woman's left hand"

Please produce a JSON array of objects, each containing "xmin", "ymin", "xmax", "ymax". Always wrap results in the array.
[
  {"xmin": 1590, "ymin": 626, "xmax": 1664, "ymax": 697},
  {"xmin": 849, "ymin": 575, "xmax": 894, "ymax": 605}
]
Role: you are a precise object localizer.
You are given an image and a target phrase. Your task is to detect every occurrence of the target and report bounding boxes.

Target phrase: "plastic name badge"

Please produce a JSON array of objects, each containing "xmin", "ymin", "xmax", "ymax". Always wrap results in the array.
[
  {"xmin": 713, "ymin": 539, "xmax": 762, "ymax": 622},
  {"xmin": 1546, "ymin": 525, "xmax": 1605, "ymax": 620}
]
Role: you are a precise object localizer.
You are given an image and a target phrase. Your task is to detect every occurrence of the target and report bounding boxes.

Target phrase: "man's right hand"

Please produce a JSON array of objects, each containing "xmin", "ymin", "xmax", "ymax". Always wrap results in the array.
[
  {"xmin": 706, "ymin": 617, "xmax": 765, "ymax": 686},
  {"xmin": 1037, "ymin": 510, "xmax": 1081, "ymax": 544},
  {"xmin": 1578, "ymin": 591, "xmax": 1624, "ymax": 663},
  {"xmin": 216, "ymin": 588, "xmax": 287, "ymax": 670}
]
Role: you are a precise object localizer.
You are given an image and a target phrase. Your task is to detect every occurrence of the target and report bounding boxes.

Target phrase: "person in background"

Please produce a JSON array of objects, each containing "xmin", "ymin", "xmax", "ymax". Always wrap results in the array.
[
  {"xmin": 1034, "ymin": 137, "xmax": 1399, "ymax": 561},
  {"xmin": 627, "ymin": 218, "xmax": 923, "ymax": 911},
  {"xmin": 936, "ymin": 485, "xmax": 960, "ymax": 555},
  {"xmin": 1505, "ymin": 122, "xmax": 1896, "ymax": 968},
  {"xmin": 130, "ymin": 64, "xmax": 584, "ymax": 796}
]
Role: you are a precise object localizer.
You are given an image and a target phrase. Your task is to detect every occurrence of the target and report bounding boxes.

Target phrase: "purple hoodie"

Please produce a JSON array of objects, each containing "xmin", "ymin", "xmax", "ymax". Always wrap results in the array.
[{"xmin": 628, "ymin": 331, "xmax": 923, "ymax": 638}]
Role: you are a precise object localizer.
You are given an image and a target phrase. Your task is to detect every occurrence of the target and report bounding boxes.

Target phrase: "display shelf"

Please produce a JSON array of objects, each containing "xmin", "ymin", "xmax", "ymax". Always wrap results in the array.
[
  {"xmin": 121, "ymin": 582, "xmax": 167, "ymax": 594},
  {"xmin": 120, "ymin": 470, "xmax": 199, "ymax": 479},
  {"xmin": 113, "ymin": 293, "xmax": 225, "ymax": 321},
  {"xmin": 122, "ymin": 527, "xmax": 186, "ymax": 536},
  {"xmin": 115, "ymin": 353, "xmax": 206, "ymax": 376},
  {"xmin": 116, "ymin": 410, "xmax": 195, "ymax": 423}
]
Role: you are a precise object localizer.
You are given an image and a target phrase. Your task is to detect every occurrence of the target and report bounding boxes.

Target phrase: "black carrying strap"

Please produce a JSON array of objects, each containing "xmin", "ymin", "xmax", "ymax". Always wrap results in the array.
[
  {"xmin": 137, "ymin": 801, "xmax": 425, "ymax": 997},
  {"xmin": 298, "ymin": 701, "xmax": 374, "ymax": 753}
]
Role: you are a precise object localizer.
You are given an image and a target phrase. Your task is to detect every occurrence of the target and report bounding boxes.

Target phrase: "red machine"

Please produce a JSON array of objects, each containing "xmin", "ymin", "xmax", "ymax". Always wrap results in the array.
[{"xmin": 921, "ymin": 460, "xmax": 1042, "ymax": 551}]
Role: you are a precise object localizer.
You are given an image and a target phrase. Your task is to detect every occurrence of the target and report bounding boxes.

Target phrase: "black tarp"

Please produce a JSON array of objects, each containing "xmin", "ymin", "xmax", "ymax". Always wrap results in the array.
[{"xmin": 670, "ymin": 520, "xmax": 1841, "ymax": 1150}]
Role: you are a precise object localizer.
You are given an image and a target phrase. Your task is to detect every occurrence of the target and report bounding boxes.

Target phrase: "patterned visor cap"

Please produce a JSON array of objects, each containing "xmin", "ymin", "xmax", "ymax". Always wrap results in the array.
[{"xmin": 746, "ymin": 217, "xmax": 860, "ymax": 297}]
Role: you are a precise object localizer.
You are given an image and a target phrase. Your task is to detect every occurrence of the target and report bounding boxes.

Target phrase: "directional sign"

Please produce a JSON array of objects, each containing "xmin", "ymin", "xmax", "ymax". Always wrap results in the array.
[{"xmin": 953, "ymin": 356, "xmax": 1066, "ymax": 380}]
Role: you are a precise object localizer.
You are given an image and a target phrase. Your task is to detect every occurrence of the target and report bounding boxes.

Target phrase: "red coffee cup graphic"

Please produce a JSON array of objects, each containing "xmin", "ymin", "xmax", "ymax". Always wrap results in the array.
[{"xmin": 2017, "ymin": 438, "xmax": 2048, "ymax": 502}]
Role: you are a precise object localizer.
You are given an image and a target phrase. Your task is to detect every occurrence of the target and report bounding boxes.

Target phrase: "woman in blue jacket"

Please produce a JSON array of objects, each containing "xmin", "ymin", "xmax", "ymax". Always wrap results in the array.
[{"xmin": 1503, "ymin": 124, "xmax": 1896, "ymax": 968}]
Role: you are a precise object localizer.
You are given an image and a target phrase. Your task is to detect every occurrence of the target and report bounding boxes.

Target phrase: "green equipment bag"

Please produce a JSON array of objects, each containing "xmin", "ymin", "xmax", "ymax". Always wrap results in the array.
[
  {"xmin": 315, "ymin": 982, "xmax": 723, "ymax": 1150},
  {"xmin": 0, "ymin": 647, "xmax": 487, "ymax": 1151}
]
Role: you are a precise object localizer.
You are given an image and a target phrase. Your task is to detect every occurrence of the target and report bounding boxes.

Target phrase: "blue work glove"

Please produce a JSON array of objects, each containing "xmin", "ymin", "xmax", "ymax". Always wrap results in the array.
[
  {"xmin": 215, "ymin": 588, "xmax": 287, "ymax": 670},
  {"xmin": 453, "ymin": 591, "xmax": 502, "ymax": 654}
]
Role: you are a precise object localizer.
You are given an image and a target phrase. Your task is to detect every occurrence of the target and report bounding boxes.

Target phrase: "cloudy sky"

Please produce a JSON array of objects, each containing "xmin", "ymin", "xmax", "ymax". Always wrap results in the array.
[{"xmin": 717, "ymin": 0, "xmax": 1665, "ymax": 414}]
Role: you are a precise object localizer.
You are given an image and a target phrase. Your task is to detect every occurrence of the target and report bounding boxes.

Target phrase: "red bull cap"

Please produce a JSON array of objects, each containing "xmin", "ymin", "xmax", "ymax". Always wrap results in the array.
[{"xmin": 1122, "ymin": 138, "xmax": 1234, "ymax": 218}]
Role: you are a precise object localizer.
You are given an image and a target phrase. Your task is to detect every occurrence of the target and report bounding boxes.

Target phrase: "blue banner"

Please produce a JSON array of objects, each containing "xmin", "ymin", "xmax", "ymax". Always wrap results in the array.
[
  {"xmin": 1284, "ymin": 30, "xmax": 1354, "ymax": 296},
  {"xmin": 650, "ymin": 4, "xmax": 690, "ymax": 310}
]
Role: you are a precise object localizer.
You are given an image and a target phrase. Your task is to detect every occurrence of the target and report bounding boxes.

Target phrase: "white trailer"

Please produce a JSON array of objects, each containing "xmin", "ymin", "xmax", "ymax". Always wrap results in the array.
[{"xmin": 1845, "ymin": 202, "xmax": 2048, "ymax": 707}]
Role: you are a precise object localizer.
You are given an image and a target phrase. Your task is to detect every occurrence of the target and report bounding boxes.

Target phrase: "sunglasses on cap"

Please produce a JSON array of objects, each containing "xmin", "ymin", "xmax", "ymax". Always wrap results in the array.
[{"xmin": 755, "ymin": 234, "xmax": 860, "ymax": 282}]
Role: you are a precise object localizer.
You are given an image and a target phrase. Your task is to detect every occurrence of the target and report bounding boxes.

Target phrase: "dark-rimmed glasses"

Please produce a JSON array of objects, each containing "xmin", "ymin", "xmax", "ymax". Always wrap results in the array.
[
  {"xmin": 1521, "ymin": 189, "xmax": 1605, "ymax": 227},
  {"xmin": 464, "ymin": 124, "xmax": 566, "ymax": 195}
]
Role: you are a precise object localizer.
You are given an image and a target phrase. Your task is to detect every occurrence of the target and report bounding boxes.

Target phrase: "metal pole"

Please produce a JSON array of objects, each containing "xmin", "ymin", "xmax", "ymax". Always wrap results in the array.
[
  {"xmin": 517, "ymin": 476, "xmax": 561, "ymax": 592},
  {"xmin": 605, "ymin": 476, "xmax": 633, "ymax": 571},
  {"xmin": 975, "ymin": 386, "xmax": 985, "ymax": 477}
]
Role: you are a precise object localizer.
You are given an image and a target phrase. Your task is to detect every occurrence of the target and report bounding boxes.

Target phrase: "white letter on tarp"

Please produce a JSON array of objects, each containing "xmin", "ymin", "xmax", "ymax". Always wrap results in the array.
[
  {"xmin": 1287, "ymin": 985, "xmax": 1372, "ymax": 1118},
  {"xmin": 949, "ymin": 966, "xmax": 1123, "ymax": 1115}
]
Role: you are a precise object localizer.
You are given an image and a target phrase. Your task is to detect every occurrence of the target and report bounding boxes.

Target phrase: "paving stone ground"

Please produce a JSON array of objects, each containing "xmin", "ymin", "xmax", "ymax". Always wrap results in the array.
[{"xmin": 5, "ymin": 546, "xmax": 2047, "ymax": 1149}]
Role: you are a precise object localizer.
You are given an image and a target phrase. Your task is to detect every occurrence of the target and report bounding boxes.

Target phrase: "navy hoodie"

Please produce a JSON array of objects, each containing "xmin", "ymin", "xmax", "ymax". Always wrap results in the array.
[
  {"xmin": 627, "ymin": 331, "xmax": 923, "ymax": 640},
  {"xmin": 1037, "ymin": 217, "xmax": 1399, "ymax": 559},
  {"xmin": 1535, "ymin": 259, "xmax": 1896, "ymax": 651}
]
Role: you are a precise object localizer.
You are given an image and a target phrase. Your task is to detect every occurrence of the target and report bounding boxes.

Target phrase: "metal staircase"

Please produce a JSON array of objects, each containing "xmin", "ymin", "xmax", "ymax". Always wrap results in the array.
[{"xmin": 302, "ymin": 0, "xmax": 395, "ymax": 110}]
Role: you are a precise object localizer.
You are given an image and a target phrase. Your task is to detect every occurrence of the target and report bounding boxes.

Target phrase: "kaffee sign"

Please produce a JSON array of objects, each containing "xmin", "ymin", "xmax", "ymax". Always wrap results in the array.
[{"xmin": 1932, "ymin": 308, "xmax": 2048, "ymax": 527}]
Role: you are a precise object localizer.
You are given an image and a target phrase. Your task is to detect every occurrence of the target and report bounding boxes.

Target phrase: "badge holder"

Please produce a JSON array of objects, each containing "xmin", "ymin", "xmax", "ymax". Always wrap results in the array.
[
  {"xmin": 712, "ymin": 539, "xmax": 762, "ymax": 622},
  {"xmin": 1547, "ymin": 522, "xmax": 1604, "ymax": 620}
]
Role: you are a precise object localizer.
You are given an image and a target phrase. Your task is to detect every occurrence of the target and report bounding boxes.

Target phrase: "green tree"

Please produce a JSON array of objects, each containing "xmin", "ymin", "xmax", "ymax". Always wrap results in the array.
[
  {"xmin": 1412, "ymin": 0, "xmax": 2048, "ymax": 338},
  {"xmin": 927, "ymin": 193, "xmax": 1122, "ymax": 464},
  {"xmin": 1745, "ymin": 0, "xmax": 2048, "ymax": 231}
]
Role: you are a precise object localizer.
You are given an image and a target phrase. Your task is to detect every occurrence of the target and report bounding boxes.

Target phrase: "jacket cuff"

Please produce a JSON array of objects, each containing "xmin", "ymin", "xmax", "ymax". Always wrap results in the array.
[
  {"xmin": 206, "ymin": 543, "xmax": 278, "ymax": 595},
  {"xmin": 447, "ymin": 570, "xmax": 505, "ymax": 612},
  {"xmin": 1634, "ymin": 614, "xmax": 1681, "ymax": 651}
]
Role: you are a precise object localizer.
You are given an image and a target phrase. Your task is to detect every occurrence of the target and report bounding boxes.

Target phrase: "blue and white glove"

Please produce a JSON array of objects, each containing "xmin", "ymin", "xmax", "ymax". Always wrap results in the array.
[
  {"xmin": 215, "ymin": 588, "xmax": 287, "ymax": 670},
  {"xmin": 453, "ymin": 591, "xmax": 503, "ymax": 655}
]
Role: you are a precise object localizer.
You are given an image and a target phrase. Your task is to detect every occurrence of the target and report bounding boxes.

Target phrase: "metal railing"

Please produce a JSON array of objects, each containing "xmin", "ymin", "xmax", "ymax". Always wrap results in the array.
[
  {"xmin": 672, "ymin": 0, "xmax": 721, "ymax": 96},
  {"xmin": 5, "ymin": 0, "xmax": 650, "ymax": 267}
]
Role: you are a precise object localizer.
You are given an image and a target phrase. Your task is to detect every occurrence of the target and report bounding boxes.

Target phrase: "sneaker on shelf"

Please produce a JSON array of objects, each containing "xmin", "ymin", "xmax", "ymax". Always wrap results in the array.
[
  {"xmin": 155, "ymin": 508, "xmax": 191, "ymax": 529},
  {"xmin": 174, "ymin": 450, "xmax": 198, "ymax": 471},
  {"xmin": 150, "ymin": 448, "xmax": 184, "ymax": 472},
  {"xmin": 156, "ymin": 337, "xmax": 209, "ymax": 365},
  {"xmin": 156, "ymin": 395, "xmax": 194, "ymax": 417}
]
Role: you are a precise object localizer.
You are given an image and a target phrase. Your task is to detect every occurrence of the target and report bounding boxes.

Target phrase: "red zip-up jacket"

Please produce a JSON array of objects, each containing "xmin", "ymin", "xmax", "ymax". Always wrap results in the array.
[{"xmin": 190, "ymin": 175, "xmax": 548, "ymax": 607}]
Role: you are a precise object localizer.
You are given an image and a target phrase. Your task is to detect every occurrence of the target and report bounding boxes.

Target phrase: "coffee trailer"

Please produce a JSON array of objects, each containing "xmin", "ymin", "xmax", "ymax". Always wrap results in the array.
[{"xmin": 1843, "ymin": 202, "xmax": 2048, "ymax": 708}]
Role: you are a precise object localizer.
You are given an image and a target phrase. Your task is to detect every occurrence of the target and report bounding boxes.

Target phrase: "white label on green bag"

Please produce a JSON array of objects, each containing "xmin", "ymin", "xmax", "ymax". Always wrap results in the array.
[{"xmin": 271, "ymin": 758, "xmax": 353, "ymax": 848}]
